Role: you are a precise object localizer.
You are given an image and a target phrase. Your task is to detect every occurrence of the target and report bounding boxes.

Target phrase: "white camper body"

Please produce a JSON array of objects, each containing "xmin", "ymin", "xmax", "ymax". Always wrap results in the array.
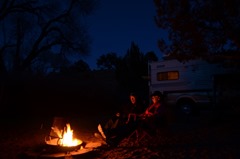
[{"xmin": 149, "ymin": 59, "xmax": 236, "ymax": 114}]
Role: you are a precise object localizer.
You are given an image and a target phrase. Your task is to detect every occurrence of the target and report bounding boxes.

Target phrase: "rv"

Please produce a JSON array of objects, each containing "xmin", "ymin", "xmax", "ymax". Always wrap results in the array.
[{"xmin": 149, "ymin": 59, "xmax": 239, "ymax": 115}]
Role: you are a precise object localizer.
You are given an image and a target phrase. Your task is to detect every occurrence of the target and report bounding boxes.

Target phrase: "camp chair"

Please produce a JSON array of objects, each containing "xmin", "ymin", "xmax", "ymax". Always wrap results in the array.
[
  {"xmin": 125, "ymin": 115, "xmax": 153, "ymax": 146},
  {"xmin": 126, "ymin": 127, "xmax": 152, "ymax": 145}
]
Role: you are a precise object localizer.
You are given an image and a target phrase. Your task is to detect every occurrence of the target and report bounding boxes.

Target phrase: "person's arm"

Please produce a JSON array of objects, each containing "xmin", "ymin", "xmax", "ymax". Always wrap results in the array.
[
  {"xmin": 125, "ymin": 113, "xmax": 137, "ymax": 124},
  {"xmin": 138, "ymin": 104, "xmax": 153, "ymax": 119}
]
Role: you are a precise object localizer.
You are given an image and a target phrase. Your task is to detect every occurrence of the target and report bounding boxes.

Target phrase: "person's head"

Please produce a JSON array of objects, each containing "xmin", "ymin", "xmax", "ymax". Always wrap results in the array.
[
  {"xmin": 151, "ymin": 91, "xmax": 162, "ymax": 104},
  {"xmin": 129, "ymin": 92, "xmax": 137, "ymax": 104}
]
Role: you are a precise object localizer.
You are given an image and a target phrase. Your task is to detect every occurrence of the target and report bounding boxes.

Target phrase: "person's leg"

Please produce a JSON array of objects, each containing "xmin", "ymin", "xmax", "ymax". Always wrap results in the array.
[
  {"xmin": 105, "ymin": 124, "xmax": 131, "ymax": 147},
  {"xmin": 140, "ymin": 117, "xmax": 157, "ymax": 136},
  {"xmin": 98, "ymin": 124, "xmax": 107, "ymax": 139}
]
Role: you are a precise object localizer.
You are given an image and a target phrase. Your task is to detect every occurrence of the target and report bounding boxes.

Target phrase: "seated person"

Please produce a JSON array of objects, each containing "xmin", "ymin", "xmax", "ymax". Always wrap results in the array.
[
  {"xmin": 139, "ymin": 91, "xmax": 166, "ymax": 135},
  {"xmin": 96, "ymin": 92, "xmax": 145, "ymax": 146},
  {"xmin": 121, "ymin": 92, "xmax": 146, "ymax": 124}
]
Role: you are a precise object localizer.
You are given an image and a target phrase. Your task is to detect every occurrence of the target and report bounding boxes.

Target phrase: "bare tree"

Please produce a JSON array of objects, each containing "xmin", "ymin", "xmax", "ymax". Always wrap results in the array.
[{"xmin": 0, "ymin": 0, "xmax": 99, "ymax": 75}]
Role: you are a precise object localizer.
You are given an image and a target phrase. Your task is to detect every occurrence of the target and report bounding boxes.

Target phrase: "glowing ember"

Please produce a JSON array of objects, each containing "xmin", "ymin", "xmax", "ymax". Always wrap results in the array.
[{"xmin": 60, "ymin": 123, "xmax": 82, "ymax": 147}]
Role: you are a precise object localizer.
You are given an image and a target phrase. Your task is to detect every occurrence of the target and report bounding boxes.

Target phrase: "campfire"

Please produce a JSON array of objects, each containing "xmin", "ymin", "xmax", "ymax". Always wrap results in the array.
[
  {"xmin": 61, "ymin": 123, "xmax": 82, "ymax": 146},
  {"xmin": 46, "ymin": 123, "xmax": 82, "ymax": 147},
  {"xmin": 45, "ymin": 122, "xmax": 84, "ymax": 153},
  {"xmin": 22, "ymin": 118, "xmax": 102, "ymax": 158}
]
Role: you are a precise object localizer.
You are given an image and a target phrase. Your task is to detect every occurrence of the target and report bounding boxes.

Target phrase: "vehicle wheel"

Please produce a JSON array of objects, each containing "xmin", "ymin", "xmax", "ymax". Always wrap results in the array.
[{"xmin": 178, "ymin": 100, "xmax": 195, "ymax": 115}]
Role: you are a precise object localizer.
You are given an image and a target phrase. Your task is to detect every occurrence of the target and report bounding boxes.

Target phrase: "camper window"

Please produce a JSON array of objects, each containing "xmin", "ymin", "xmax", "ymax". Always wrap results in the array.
[{"xmin": 157, "ymin": 71, "xmax": 179, "ymax": 81}]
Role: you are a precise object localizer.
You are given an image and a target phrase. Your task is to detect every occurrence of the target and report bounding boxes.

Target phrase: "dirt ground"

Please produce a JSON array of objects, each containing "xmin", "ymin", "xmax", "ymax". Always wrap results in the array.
[
  {"xmin": 1, "ymin": 75, "xmax": 240, "ymax": 159},
  {"xmin": 1, "ymin": 108, "xmax": 240, "ymax": 159}
]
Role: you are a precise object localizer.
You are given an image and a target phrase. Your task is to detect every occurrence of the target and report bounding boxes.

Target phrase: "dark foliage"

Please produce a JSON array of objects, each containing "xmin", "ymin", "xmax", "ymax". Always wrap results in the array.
[{"xmin": 154, "ymin": 0, "xmax": 240, "ymax": 64}]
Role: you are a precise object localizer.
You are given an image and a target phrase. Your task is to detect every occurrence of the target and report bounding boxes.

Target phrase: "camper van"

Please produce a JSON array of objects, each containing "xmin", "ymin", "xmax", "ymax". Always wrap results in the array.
[{"xmin": 149, "ymin": 59, "xmax": 238, "ymax": 115}]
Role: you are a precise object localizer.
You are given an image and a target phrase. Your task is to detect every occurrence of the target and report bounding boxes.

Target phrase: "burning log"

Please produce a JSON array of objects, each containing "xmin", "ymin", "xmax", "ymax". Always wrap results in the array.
[{"xmin": 45, "ymin": 123, "xmax": 83, "ymax": 151}]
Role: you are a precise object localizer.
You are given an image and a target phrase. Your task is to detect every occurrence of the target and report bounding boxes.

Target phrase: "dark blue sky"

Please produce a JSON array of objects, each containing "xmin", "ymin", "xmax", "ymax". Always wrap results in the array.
[{"xmin": 83, "ymin": 0, "xmax": 168, "ymax": 69}]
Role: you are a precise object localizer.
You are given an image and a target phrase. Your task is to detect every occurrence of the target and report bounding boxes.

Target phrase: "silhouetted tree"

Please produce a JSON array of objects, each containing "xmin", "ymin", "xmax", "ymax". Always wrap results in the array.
[
  {"xmin": 97, "ymin": 52, "xmax": 120, "ymax": 70},
  {"xmin": 154, "ymin": 0, "xmax": 240, "ymax": 64},
  {"xmin": 0, "ymin": 0, "xmax": 99, "ymax": 76},
  {"xmin": 67, "ymin": 59, "xmax": 90, "ymax": 73},
  {"xmin": 96, "ymin": 42, "xmax": 159, "ymax": 98},
  {"xmin": 145, "ymin": 51, "xmax": 158, "ymax": 62},
  {"xmin": 115, "ymin": 42, "xmax": 148, "ymax": 93}
]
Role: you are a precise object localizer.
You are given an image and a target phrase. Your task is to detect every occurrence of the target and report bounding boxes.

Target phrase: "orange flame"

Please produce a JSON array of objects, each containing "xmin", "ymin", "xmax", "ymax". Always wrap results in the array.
[
  {"xmin": 46, "ymin": 123, "xmax": 82, "ymax": 147},
  {"xmin": 59, "ymin": 123, "xmax": 82, "ymax": 146}
]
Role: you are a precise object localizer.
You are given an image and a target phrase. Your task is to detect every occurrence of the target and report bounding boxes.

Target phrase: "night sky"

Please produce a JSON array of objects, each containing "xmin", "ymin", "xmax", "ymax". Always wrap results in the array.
[{"xmin": 83, "ymin": 0, "xmax": 168, "ymax": 69}]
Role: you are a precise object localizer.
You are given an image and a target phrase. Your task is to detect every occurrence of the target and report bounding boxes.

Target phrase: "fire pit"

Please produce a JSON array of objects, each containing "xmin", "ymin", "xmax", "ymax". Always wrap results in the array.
[
  {"xmin": 44, "ymin": 123, "xmax": 83, "ymax": 153},
  {"xmin": 21, "ymin": 122, "xmax": 100, "ymax": 158},
  {"xmin": 22, "ymin": 142, "xmax": 94, "ymax": 158},
  {"xmin": 45, "ymin": 138, "xmax": 83, "ymax": 154}
]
